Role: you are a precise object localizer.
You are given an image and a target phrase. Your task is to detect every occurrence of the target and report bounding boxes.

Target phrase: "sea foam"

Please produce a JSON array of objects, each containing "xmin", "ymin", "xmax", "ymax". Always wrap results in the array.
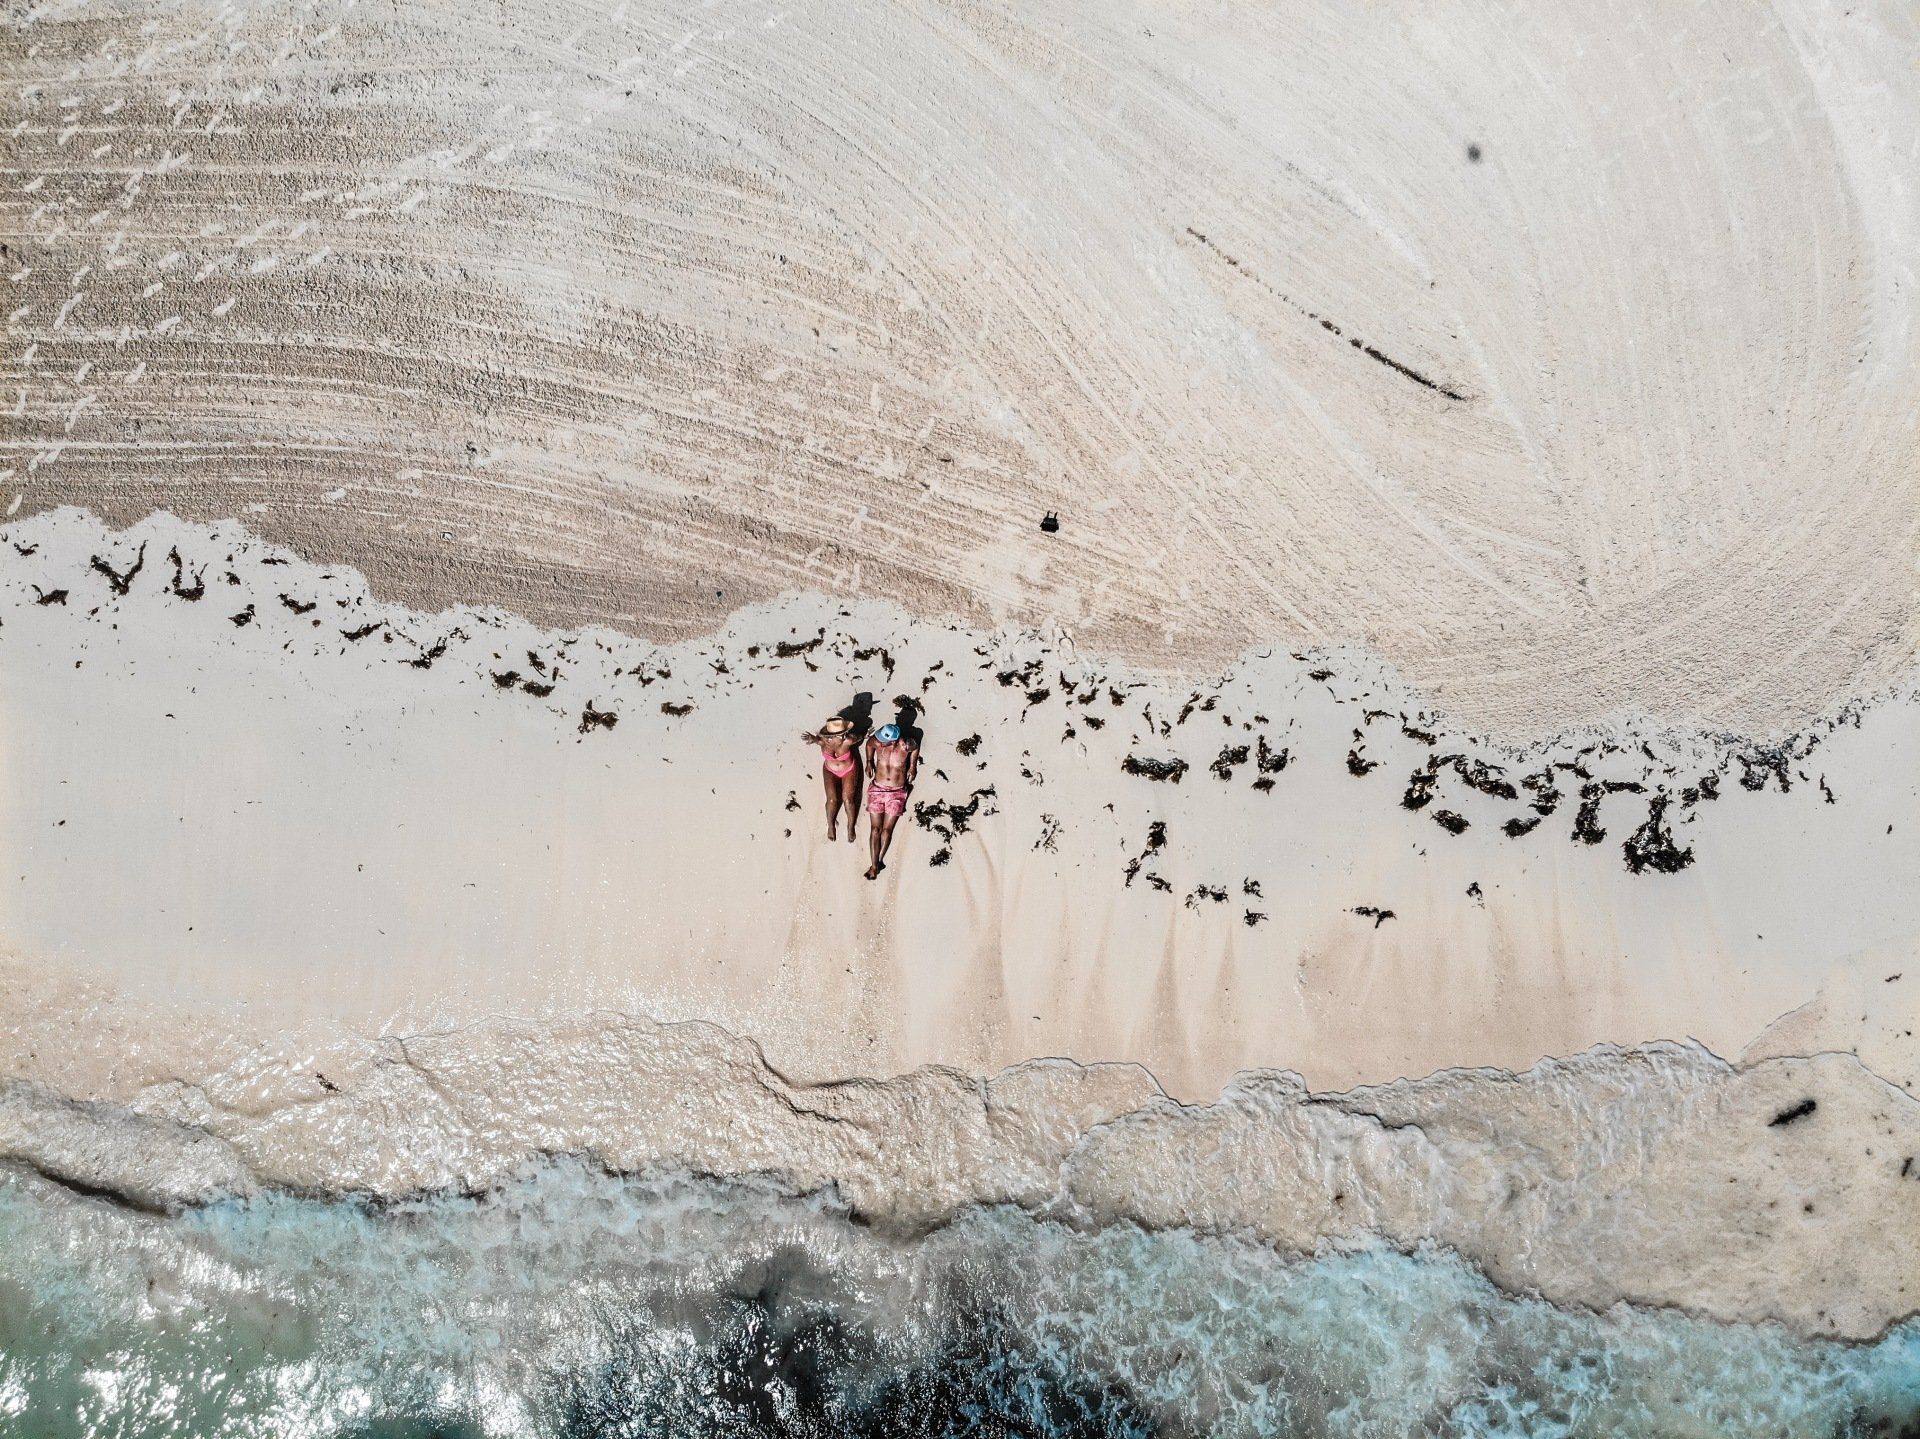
[{"xmin": 3, "ymin": 1159, "xmax": 1917, "ymax": 1438}]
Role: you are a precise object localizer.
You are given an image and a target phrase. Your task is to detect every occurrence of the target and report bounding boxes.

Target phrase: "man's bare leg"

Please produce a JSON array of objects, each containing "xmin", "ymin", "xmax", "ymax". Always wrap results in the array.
[{"xmin": 869, "ymin": 811, "xmax": 901, "ymax": 878}]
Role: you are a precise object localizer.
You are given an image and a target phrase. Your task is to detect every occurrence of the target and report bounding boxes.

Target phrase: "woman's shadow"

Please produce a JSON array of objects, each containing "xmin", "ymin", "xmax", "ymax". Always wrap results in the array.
[
  {"xmin": 836, "ymin": 691, "xmax": 878, "ymax": 738},
  {"xmin": 832, "ymin": 693, "xmax": 927, "ymax": 748}
]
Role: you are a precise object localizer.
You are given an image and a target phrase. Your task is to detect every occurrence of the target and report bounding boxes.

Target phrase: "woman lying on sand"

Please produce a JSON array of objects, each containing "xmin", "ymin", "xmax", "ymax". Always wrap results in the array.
[{"xmin": 801, "ymin": 716, "xmax": 862, "ymax": 842}]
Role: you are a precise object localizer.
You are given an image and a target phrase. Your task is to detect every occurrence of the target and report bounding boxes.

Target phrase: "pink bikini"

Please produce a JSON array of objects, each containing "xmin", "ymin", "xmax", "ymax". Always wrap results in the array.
[{"xmin": 821, "ymin": 745, "xmax": 856, "ymax": 778}]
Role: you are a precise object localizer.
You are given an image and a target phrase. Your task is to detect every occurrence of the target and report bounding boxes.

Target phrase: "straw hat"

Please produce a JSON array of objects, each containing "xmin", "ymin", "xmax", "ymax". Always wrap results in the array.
[{"xmin": 820, "ymin": 716, "xmax": 853, "ymax": 736}]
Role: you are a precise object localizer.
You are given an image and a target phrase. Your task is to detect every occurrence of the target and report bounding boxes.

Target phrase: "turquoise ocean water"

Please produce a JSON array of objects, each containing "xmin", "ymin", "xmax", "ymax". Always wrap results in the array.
[{"xmin": 2, "ymin": 1160, "xmax": 1916, "ymax": 1438}]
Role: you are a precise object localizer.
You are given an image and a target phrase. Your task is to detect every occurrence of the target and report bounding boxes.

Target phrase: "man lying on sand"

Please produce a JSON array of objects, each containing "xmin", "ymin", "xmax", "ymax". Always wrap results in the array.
[
  {"xmin": 864, "ymin": 722, "xmax": 918, "ymax": 880},
  {"xmin": 800, "ymin": 715, "xmax": 862, "ymax": 842}
]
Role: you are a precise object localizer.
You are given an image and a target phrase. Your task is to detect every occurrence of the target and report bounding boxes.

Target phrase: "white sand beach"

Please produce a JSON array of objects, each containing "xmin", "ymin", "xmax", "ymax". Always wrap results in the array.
[{"xmin": 3, "ymin": 1, "xmax": 1919, "ymax": 1410}]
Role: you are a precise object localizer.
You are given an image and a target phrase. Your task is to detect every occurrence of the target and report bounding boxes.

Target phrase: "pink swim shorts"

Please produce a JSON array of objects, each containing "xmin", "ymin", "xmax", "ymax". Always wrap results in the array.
[{"xmin": 867, "ymin": 784, "xmax": 908, "ymax": 818}]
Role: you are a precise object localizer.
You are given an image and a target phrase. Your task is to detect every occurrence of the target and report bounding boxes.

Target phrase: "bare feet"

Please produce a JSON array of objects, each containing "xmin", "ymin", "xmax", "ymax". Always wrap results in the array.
[
  {"xmin": 865, "ymin": 862, "xmax": 884, "ymax": 880},
  {"xmin": 828, "ymin": 818, "xmax": 837, "ymax": 841}
]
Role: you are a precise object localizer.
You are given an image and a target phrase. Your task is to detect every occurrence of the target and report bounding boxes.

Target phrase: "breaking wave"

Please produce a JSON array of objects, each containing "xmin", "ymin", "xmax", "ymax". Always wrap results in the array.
[{"xmin": 3, "ymin": 1159, "xmax": 1916, "ymax": 1438}]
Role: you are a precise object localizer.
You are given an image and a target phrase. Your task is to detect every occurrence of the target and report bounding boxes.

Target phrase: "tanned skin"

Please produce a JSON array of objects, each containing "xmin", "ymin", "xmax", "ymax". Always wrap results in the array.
[
  {"xmin": 801, "ymin": 727, "xmax": 862, "ymax": 842},
  {"xmin": 864, "ymin": 734, "xmax": 919, "ymax": 879}
]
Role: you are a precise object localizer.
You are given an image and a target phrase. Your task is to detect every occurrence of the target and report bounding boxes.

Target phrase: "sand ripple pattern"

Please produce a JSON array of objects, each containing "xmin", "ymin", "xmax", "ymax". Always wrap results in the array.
[{"xmin": 5, "ymin": 0, "xmax": 1917, "ymax": 735}]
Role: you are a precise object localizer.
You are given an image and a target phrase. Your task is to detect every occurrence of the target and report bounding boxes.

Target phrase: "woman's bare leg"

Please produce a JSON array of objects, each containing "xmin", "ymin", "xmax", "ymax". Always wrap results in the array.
[{"xmin": 822, "ymin": 769, "xmax": 841, "ymax": 840}]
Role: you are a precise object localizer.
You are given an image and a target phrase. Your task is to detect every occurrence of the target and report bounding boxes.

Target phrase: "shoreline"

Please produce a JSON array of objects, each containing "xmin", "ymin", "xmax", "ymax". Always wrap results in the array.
[
  {"xmin": 2, "ymin": 506, "xmax": 1916, "ymax": 1347},
  {"xmin": 6, "ymin": 975, "xmax": 1919, "ymax": 1341}
]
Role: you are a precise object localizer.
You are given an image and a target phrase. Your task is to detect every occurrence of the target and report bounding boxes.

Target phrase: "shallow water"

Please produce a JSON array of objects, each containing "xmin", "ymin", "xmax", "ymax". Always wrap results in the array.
[{"xmin": 2, "ymin": 1160, "xmax": 1916, "ymax": 1438}]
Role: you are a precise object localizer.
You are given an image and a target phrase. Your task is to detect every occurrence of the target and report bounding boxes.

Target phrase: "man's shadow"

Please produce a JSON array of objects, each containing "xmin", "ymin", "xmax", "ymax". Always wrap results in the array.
[{"xmin": 890, "ymin": 696, "xmax": 926, "ymax": 749}]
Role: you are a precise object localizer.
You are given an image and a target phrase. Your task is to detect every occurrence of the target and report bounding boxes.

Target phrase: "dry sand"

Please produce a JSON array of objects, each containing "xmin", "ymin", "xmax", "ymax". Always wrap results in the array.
[
  {"xmin": 6, "ymin": 0, "xmax": 1918, "ymax": 735},
  {"xmin": 2, "ymin": 509, "xmax": 1916, "ymax": 1102}
]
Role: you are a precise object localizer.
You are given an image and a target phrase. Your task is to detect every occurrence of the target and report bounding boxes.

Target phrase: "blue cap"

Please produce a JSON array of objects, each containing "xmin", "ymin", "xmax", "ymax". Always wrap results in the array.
[{"xmin": 875, "ymin": 723, "xmax": 901, "ymax": 743}]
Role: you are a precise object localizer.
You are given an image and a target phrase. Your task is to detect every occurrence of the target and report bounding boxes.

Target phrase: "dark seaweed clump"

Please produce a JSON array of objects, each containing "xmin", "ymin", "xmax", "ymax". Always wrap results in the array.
[
  {"xmin": 1121, "ymin": 755, "xmax": 1188, "ymax": 784},
  {"xmin": 914, "ymin": 787, "xmax": 998, "ymax": 866}
]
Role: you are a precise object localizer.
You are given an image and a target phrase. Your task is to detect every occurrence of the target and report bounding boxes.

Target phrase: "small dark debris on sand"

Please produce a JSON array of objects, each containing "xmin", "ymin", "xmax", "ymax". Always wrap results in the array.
[
  {"xmin": 229, "ymin": 605, "xmax": 255, "ymax": 627},
  {"xmin": 956, "ymin": 734, "xmax": 982, "ymax": 756},
  {"xmin": 32, "ymin": 586, "xmax": 67, "ymax": 606},
  {"xmin": 1440, "ymin": 755, "xmax": 1518, "ymax": 801},
  {"xmin": 1039, "ymin": 512, "xmax": 1060, "ymax": 533},
  {"xmin": 1737, "ymin": 746, "xmax": 1794, "ymax": 794},
  {"xmin": 1346, "ymin": 749, "xmax": 1378, "ymax": 777},
  {"xmin": 1123, "ymin": 754, "xmax": 1188, "ymax": 783},
  {"xmin": 1122, "ymin": 820, "xmax": 1169, "ymax": 888},
  {"xmin": 660, "ymin": 701, "xmax": 693, "ymax": 717},
  {"xmin": 578, "ymin": 703, "xmax": 618, "ymax": 734},
  {"xmin": 1401, "ymin": 768, "xmax": 1438, "ymax": 811},
  {"xmin": 522, "ymin": 680, "xmax": 557, "ymax": 698},
  {"xmin": 915, "ymin": 785, "xmax": 998, "ymax": 866},
  {"xmin": 1186, "ymin": 885, "xmax": 1228, "ymax": 909},
  {"xmin": 785, "ymin": 792, "xmax": 802, "ymax": 812},
  {"xmin": 1210, "ymin": 744, "xmax": 1249, "ymax": 780},
  {"xmin": 279, "ymin": 594, "xmax": 316, "ymax": 615},
  {"xmin": 1622, "ymin": 797, "xmax": 1693, "ymax": 874},
  {"xmin": 1503, "ymin": 815, "xmax": 1542, "ymax": 838},
  {"xmin": 1244, "ymin": 911, "xmax": 1267, "ymax": 926},
  {"xmin": 491, "ymin": 670, "xmax": 521, "ymax": 689},
  {"xmin": 342, "ymin": 621, "xmax": 383, "ymax": 642},
  {"xmin": 165, "ymin": 548, "xmax": 205, "ymax": 600},
  {"xmin": 1679, "ymin": 773, "xmax": 1721, "ymax": 806},
  {"xmin": 1352, "ymin": 905, "xmax": 1395, "ymax": 928},
  {"xmin": 407, "ymin": 637, "xmax": 451, "ymax": 670},
  {"xmin": 1769, "ymin": 1098, "xmax": 1817, "ymax": 1127},
  {"xmin": 1243, "ymin": 878, "xmax": 1262, "ymax": 897},
  {"xmin": 89, "ymin": 543, "xmax": 146, "ymax": 596},
  {"xmin": 854, "ymin": 645, "xmax": 896, "ymax": 677},
  {"xmin": 774, "ymin": 631, "xmax": 823, "ymax": 658},
  {"xmin": 1466, "ymin": 882, "xmax": 1483, "ymax": 903},
  {"xmin": 1571, "ymin": 785, "xmax": 1607, "ymax": 844},
  {"xmin": 1431, "ymin": 809, "xmax": 1468, "ymax": 835}
]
